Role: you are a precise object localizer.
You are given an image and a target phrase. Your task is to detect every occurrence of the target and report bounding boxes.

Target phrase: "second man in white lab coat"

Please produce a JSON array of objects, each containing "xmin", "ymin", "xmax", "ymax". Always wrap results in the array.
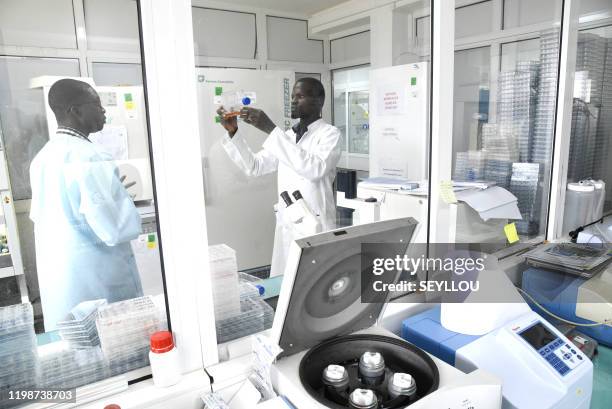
[{"xmin": 217, "ymin": 78, "xmax": 341, "ymax": 277}]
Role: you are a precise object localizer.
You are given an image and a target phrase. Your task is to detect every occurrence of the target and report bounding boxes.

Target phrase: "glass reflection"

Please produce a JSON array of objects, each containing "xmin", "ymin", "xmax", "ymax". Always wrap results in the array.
[{"xmin": 30, "ymin": 79, "xmax": 143, "ymax": 331}]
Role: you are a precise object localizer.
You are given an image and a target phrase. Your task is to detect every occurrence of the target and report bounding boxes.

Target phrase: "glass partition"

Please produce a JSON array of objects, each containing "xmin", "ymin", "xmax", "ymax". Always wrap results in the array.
[
  {"xmin": 559, "ymin": 1, "xmax": 612, "ymax": 240},
  {"xmin": 0, "ymin": 0, "xmax": 167, "ymax": 403},
  {"xmin": 448, "ymin": 0, "xmax": 564, "ymax": 248},
  {"xmin": 191, "ymin": 0, "xmax": 433, "ymax": 357}
]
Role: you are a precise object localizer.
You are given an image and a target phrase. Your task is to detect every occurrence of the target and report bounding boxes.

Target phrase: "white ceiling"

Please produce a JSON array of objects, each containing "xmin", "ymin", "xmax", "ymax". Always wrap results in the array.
[{"xmin": 222, "ymin": 0, "xmax": 349, "ymax": 16}]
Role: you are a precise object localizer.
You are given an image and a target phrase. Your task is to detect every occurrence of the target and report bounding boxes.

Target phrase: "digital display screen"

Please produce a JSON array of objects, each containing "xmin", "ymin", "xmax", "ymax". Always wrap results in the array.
[{"xmin": 519, "ymin": 322, "xmax": 557, "ymax": 351}]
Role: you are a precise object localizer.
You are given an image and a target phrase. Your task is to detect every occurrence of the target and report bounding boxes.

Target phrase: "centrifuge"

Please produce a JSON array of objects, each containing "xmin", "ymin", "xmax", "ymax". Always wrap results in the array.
[{"xmin": 269, "ymin": 218, "xmax": 503, "ymax": 408}]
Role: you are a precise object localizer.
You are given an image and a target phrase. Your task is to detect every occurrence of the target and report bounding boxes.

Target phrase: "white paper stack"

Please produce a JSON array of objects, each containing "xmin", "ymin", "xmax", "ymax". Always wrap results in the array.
[
  {"xmin": 96, "ymin": 296, "xmax": 162, "ymax": 376},
  {"xmin": 209, "ymin": 244, "xmax": 241, "ymax": 321}
]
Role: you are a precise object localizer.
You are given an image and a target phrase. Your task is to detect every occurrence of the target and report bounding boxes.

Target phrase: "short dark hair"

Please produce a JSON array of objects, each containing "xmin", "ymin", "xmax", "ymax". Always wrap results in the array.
[
  {"xmin": 48, "ymin": 79, "xmax": 95, "ymax": 121},
  {"xmin": 296, "ymin": 77, "xmax": 325, "ymax": 101}
]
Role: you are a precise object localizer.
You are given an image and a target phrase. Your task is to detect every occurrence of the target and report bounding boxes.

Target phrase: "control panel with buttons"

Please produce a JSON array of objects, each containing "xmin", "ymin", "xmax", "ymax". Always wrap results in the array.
[{"xmin": 518, "ymin": 321, "xmax": 586, "ymax": 377}]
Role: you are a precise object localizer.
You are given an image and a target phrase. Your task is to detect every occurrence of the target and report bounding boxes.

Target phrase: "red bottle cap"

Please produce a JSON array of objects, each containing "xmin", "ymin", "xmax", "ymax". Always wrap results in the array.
[
  {"xmin": 150, "ymin": 331, "xmax": 175, "ymax": 353},
  {"xmin": 104, "ymin": 405, "xmax": 121, "ymax": 409}
]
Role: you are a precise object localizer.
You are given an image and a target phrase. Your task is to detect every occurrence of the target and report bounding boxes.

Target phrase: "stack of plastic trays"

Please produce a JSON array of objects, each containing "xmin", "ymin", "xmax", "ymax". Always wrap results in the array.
[
  {"xmin": 96, "ymin": 296, "xmax": 161, "ymax": 376},
  {"xmin": 576, "ymin": 33, "xmax": 606, "ymax": 107},
  {"xmin": 216, "ymin": 297, "xmax": 266, "ymax": 343},
  {"xmin": 238, "ymin": 273, "xmax": 273, "ymax": 328},
  {"xmin": 596, "ymin": 39, "xmax": 612, "ymax": 180},
  {"xmin": 482, "ymin": 124, "xmax": 514, "ymax": 188},
  {"xmin": 515, "ymin": 61, "xmax": 539, "ymax": 163},
  {"xmin": 215, "ymin": 274, "xmax": 275, "ymax": 343},
  {"xmin": 453, "ymin": 151, "xmax": 470, "ymax": 181},
  {"xmin": 576, "ymin": 33, "xmax": 608, "ymax": 180},
  {"xmin": 509, "ymin": 163, "xmax": 541, "ymax": 235},
  {"xmin": 568, "ymin": 99, "xmax": 590, "ymax": 182},
  {"xmin": 0, "ymin": 303, "xmax": 38, "ymax": 409},
  {"xmin": 584, "ymin": 105, "xmax": 600, "ymax": 178},
  {"xmin": 533, "ymin": 29, "xmax": 561, "ymax": 171},
  {"xmin": 39, "ymin": 347, "xmax": 108, "ymax": 390},
  {"xmin": 209, "ymin": 244, "xmax": 241, "ymax": 321},
  {"xmin": 56, "ymin": 299, "xmax": 107, "ymax": 349},
  {"xmin": 453, "ymin": 151, "xmax": 486, "ymax": 181}
]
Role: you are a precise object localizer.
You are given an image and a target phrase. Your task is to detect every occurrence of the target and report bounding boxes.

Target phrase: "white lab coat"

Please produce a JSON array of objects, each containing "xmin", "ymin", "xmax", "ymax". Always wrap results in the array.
[
  {"xmin": 30, "ymin": 132, "xmax": 143, "ymax": 331},
  {"xmin": 222, "ymin": 119, "xmax": 342, "ymax": 276}
]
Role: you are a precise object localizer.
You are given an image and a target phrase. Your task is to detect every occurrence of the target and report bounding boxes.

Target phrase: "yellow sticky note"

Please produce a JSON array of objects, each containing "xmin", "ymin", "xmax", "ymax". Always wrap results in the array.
[
  {"xmin": 504, "ymin": 223, "xmax": 520, "ymax": 244},
  {"xmin": 125, "ymin": 101, "xmax": 135, "ymax": 110},
  {"xmin": 147, "ymin": 242, "xmax": 156, "ymax": 249},
  {"xmin": 440, "ymin": 181, "xmax": 457, "ymax": 204}
]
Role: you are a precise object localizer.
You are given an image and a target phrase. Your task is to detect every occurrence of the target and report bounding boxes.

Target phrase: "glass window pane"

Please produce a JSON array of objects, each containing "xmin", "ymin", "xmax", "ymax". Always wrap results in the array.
[
  {"xmin": 333, "ymin": 66, "xmax": 370, "ymax": 161},
  {"xmin": 456, "ymin": 1, "xmax": 494, "ymax": 38},
  {"xmin": 267, "ymin": 16, "xmax": 323, "ymax": 63},
  {"xmin": 416, "ymin": 16, "xmax": 431, "ymax": 45},
  {"xmin": 84, "ymin": 0, "xmax": 141, "ymax": 53},
  {"xmin": 334, "ymin": 89, "xmax": 347, "ymax": 152},
  {"xmin": 453, "ymin": 47, "xmax": 491, "ymax": 159},
  {"xmin": 561, "ymin": 20, "xmax": 612, "ymax": 236},
  {"xmin": 295, "ymin": 73, "xmax": 321, "ymax": 82},
  {"xmin": 92, "ymin": 62, "xmax": 143, "ymax": 86},
  {"xmin": 0, "ymin": 57, "xmax": 81, "ymax": 201},
  {"xmin": 348, "ymin": 91, "xmax": 369, "ymax": 154},
  {"xmin": 192, "ymin": 1, "xmax": 432, "ymax": 354},
  {"xmin": 503, "ymin": 0, "xmax": 561, "ymax": 29},
  {"xmin": 0, "ymin": 0, "xmax": 77, "ymax": 49},
  {"xmin": 330, "ymin": 31, "xmax": 371, "ymax": 64},
  {"xmin": 500, "ymin": 38, "xmax": 541, "ymax": 72},
  {"xmin": 192, "ymin": 8, "xmax": 256, "ymax": 59},
  {"xmin": 451, "ymin": 0, "xmax": 564, "ymax": 246},
  {"xmin": 0, "ymin": 1, "xmax": 168, "ymax": 394}
]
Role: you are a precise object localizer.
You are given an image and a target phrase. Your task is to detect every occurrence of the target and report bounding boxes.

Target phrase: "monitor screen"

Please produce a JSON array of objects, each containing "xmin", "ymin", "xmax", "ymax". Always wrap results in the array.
[{"xmin": 519, "ymin": 322, "xmax": 557, "ymax": 351}]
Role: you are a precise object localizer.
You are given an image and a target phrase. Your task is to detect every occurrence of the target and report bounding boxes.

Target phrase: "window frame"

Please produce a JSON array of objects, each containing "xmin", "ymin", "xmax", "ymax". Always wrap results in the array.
[{"xmin": 0, "ymin": 0, "xmax": 214, "ymax": 394}]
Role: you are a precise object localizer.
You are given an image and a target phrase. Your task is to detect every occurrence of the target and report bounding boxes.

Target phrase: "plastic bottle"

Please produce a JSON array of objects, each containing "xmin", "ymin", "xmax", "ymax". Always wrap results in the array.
[
  {"xmin": 588, "ymin": 180, "xmax": 605, "ymax": 223},
  {"xmin": 149, "ymin": 331, "xmax": 182, "ymax": 388},
  {"xmin": 563, "ymin": 182, "xmax": 595, "ymax": 235},
  {"xmin": 214, "ymin": 91, "xmax": 256, "ymax": 118}
]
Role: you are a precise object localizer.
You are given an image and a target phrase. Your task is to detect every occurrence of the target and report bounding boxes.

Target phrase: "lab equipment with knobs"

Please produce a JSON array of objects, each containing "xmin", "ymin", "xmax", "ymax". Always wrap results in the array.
[{"xmin": 269, "ymin": 218, "xmax": 504, "ymax": 408}]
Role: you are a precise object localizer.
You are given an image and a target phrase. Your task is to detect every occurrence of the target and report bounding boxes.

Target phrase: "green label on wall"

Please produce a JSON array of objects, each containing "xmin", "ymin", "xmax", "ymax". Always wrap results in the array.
[
  {"xmin": 411, "ymin": 77, "xmax": 417, "ymax": 86},
  {"xmin": 215, "ymin": 86, "xmax": 223, "ymax": 96}
]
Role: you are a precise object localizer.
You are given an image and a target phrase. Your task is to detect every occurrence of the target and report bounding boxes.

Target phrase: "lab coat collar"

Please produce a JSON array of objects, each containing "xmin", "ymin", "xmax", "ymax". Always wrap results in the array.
[
  {"xmin": 56, "ymin": 126, "xmax": 91, "ymax": 142},
  {"xmin": 293, "ymin": 118, "xmax": 324, "ymax": 136}
]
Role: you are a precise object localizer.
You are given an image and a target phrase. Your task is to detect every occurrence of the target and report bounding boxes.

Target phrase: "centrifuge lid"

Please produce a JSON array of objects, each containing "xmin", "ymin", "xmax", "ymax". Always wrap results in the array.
[{"xmin": 271, "ymin": 218, "xmax": 417, "ymax": 359}]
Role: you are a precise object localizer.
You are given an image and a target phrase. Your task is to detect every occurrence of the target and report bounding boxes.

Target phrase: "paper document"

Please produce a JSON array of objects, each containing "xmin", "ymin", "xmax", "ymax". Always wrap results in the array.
[
  {"xmin": 360, "ymin": 177, "xmax": 420, "ymax": 190},
  {"xmin": 455, "ymin": 186, "xmax": 522, "ymax": 221},
  {"xmin": 90, "ymin": 125, "xmax": 129, "ymax": 160}
]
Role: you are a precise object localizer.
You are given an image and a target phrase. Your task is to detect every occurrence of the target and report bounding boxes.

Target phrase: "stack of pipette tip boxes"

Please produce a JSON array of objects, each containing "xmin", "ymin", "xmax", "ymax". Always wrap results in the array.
[
  {"xmin": 0, "ymin": 303, "xmax": 38, "ymax": 408},
  {"xmin": 209, "ymin": 244, "xmax": 274, "ymax": 343},
  {"xmin": 96, "ymin": 296, "xmax": 162, "ymax": 376}
]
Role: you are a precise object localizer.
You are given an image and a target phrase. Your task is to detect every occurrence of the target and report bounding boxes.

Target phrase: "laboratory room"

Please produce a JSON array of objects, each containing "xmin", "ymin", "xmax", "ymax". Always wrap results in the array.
[{"xmin": 1, "ymin": 0, "xmax": 612, "ymax": 408}]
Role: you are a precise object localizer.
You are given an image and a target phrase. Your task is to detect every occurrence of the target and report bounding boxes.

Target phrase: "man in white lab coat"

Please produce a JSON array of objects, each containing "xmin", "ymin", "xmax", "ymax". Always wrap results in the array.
[
  {"xmin": 30, "ymin": 79, "xmax": 143, "ymax": 331},
  {"xmin": 217, "ymin": 78, "xmax": 342, "ymax": 277}
]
